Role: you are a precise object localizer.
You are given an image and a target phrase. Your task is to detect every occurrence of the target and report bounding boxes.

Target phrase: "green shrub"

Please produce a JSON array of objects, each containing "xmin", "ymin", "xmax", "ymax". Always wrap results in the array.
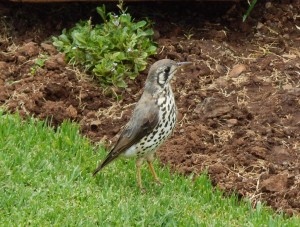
[{"xmin": 52, "ymin": 4, "xmax": 157, "ymax": 88}]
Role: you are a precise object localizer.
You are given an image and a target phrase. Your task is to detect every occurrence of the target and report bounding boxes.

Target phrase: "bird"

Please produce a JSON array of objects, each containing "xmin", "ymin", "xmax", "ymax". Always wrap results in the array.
[{"xmin": 93, "ymin": 59, "xmax": 192, "ymax": 190}]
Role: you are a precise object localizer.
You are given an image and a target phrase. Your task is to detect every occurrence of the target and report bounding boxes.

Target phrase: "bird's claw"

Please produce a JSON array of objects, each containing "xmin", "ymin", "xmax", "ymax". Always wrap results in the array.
[{"xmin": 155, "ymin": 179, "xmax": 162, "ymax": 186}]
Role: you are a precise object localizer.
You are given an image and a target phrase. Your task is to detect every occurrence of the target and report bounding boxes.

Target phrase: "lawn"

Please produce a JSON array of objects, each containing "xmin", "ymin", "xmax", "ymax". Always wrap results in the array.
[{"xmin": 0, "ymin": 111, "xmax": 299, "ymax": 226}]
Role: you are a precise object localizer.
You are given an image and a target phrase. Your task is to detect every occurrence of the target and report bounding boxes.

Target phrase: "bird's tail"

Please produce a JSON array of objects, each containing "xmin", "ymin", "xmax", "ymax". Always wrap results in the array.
[
  {"xmin": 92, "ymin": 163, "xmax": 105, "ymax": 176},
  {"xmin": 92, "ymin": 153, "xmax": 118, "ymax": 176}
]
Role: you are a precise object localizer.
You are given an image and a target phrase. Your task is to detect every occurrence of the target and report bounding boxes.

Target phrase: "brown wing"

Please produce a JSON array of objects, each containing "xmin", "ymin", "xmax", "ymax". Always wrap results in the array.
[{"xmin": 93, "ymin": 95, "xmax": 159, "ymax": 175}]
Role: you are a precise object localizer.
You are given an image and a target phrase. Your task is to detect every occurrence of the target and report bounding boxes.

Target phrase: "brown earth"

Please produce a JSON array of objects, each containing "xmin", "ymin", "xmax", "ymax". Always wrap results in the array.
[{"xmin": 0, "ymin": 1, "xmax": 300, "ymax": 215}]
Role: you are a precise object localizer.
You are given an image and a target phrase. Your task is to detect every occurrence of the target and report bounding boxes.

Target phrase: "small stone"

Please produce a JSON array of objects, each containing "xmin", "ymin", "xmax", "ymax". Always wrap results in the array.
[
  {"xmin": 256, "ymin": 22, "xmax": 264, "ymax": 30},
  {"xmin": 227, "ymin": 118, "xmax": 238, "ymax": 126},
  {"xmin": 228, "ymin": 64, "xmax": 247, "ymax": 77},
  {"xmin": 265, "ymin": 2, "xmax": 272, "ymax": 9}
]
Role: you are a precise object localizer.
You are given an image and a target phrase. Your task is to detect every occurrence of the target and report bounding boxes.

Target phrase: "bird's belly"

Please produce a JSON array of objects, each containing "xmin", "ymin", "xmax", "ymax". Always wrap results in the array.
[
  {"xmin": 121, "ymin": 137, "xmax": 164, "ymax": 159},
  {"xmin": 122, "ymin": 145, "xmax": 139, "ymax": 158},
  {"xmin": 122, "ymin": 98, "xmax": 177, "ymax": 159}
]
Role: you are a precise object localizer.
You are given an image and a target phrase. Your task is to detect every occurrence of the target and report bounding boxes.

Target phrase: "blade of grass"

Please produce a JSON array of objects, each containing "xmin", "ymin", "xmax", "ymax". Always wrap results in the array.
[{"xmin": 243, "ymin": 0, "xmax": 258, "ymax": 22}]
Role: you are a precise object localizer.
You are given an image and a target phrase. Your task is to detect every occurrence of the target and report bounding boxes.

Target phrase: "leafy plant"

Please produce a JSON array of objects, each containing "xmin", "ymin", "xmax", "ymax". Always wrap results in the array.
[
  {"xmin": 243, "ymin": 0, "xmax": 258, "ymax": 22},
  {"xmin": 183, "ymin": 28, "xmax": 194, "ymax": 40},
  {"xmin": 52, "ymin": 3, "xmax": 157, "ymax": 88},
  {"xmin": 30, "ymin": 55, "xmax": 48, "ymax": 75}
]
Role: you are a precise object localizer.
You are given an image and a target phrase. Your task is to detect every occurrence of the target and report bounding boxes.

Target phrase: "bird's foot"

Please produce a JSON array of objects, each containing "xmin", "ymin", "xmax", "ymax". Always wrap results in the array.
[
  {"xmin": 154, "ymin": 179, "xmax": 162, "ymax": 186},
  {"xmin": 139, "ymin": 185, "xmax": 147, "ymax": 193}
]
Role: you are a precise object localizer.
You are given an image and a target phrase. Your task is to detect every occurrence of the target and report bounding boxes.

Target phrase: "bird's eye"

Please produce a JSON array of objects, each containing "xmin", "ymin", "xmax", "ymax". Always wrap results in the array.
[{"xmin": 164, "ymin": 67, "xmax": 171, "ymax": 73}]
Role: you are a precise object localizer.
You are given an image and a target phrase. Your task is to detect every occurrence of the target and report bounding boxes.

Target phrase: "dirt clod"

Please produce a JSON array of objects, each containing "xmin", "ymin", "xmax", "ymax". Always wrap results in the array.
[
  {"xmin": 17, "ymin": 41, "xmax": 39, "ymax": 57},
  {"xmin": 41, "ymin": 43, "xmax": 58, "ymax": 55},
  {"xmin": 260, "ymin": 174, "xmax": 288, "ymax": 192}
]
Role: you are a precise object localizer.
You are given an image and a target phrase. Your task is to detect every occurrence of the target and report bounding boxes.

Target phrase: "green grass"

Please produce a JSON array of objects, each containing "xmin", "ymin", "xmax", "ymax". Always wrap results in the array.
[
  {"xmin": 1, "ymin": 111, "xmax": 299, "ymax": 226},
  {"xmin": 243, "ymin": 0, "xmax": 258, "ymax": 22}
]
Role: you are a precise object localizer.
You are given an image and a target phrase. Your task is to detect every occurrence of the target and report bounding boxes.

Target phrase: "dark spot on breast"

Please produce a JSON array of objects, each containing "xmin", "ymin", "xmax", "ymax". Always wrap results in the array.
[
  {"xmin": 162, "ymin": 111, "xmax": 167, "ymax": 119},
  {"xmin": 145, "ymin": 145, "xmax": 151, "ymax": 150},
  {"xmin": 164, "ymin": 121, "xmax": 168, "ymax": 127},
  {"xmin": 153, "ymin": 128, "xmax": 158, "ymax": 134}
]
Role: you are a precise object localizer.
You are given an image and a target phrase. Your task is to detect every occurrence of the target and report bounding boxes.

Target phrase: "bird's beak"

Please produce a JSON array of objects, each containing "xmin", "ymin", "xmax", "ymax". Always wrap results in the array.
[{"xmin": 176, "ymin": 62, "xmax": 193, "ymax": 69}]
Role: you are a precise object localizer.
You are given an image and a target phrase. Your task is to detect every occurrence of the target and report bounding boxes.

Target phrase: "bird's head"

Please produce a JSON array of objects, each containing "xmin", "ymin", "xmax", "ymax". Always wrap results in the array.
[{"xmin": 145, "ymin": 59, "xmax": 192, "ymax": 94}]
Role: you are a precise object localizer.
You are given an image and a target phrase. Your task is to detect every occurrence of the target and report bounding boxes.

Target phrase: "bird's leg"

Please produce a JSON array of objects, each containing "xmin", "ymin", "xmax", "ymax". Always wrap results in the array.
[
  {"xmin": 147, "ymin": 160, "xmax": 161, "ymax": 185},
  {"xmin": 136, "ymin": 159, "xmax": 145, "ymax": 191}
]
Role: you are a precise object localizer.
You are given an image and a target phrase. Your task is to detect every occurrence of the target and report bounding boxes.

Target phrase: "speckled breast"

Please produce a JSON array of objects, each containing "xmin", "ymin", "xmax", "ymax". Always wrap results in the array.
[
  {"xmin": 135, "ymin": 85, "xmax": 177, "ymax": 158},
  {"xmin": 121, "ymin": 85, "xmax": 177, "ymax": 159}
]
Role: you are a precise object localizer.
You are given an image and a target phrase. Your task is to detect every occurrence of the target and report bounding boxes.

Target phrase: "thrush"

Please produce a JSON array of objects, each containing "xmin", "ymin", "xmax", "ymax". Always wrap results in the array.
[{"xmin": 93, "ymin": 59, "xmax": 192, "ymax": 190}]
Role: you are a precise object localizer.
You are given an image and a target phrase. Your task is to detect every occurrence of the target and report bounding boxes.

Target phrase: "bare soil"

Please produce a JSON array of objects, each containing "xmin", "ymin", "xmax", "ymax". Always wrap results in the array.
[{"xmin": 1, "ymin": 1, "xmax": 299, "ymax": 215}]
